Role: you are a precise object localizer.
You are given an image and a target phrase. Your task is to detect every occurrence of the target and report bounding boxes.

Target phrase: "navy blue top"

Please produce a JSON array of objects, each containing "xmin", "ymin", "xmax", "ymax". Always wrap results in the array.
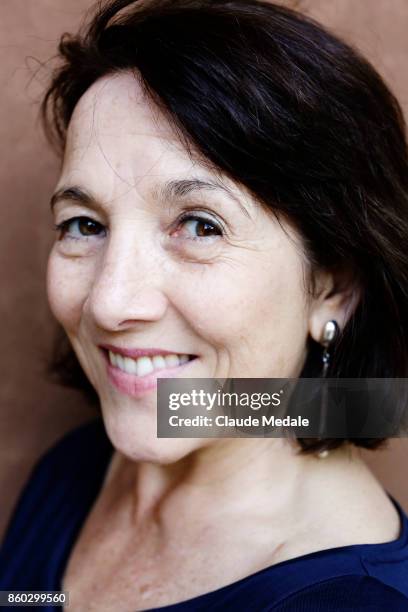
[{"xmin": 1, "ymin": 418, "xmax": 408, "ymax": 611}]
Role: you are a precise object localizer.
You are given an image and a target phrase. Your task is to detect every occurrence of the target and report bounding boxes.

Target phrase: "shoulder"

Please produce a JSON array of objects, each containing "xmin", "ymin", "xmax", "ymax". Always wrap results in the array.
[
  {"xmin": 269, "ymin": 575, "xmax": 408, "ymax": 611},
  {"xmin": 0, "ymin": 418, "xmax": 113, "ymax": 588},
  {"xmin": 11, "ymin": 417, "xmax": 111, "ymax": 499},
  {"xmin": 0, "ymin": 418, "xmax": 112, "ymax": 553},
  {"xmin": 31, "ymin": 417, "xmax": 109, "ymax": 473},
  {"xmin": 256, "ymin": 500, "xmax": 408, "ymax": 610}
]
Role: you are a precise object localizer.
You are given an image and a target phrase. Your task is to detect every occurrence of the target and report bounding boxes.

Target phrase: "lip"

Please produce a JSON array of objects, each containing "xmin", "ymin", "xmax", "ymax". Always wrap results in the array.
[
  {"xmin": 100, "ymin": 347, "xmax": 197, "ymax": 397},
  {"xmin": 99, "ymin": 343, "xmax": 190, "ymax": 359}
]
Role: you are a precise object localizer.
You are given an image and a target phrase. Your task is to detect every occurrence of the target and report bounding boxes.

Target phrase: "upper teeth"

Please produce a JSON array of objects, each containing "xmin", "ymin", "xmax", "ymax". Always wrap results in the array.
[{"xmin": 108, "ymin": 351, "xmax": 190, "ymax": 376}]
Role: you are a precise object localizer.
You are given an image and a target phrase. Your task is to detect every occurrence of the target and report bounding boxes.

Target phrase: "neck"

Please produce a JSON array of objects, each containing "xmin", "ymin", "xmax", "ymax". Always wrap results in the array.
[{"xmin": 101, "ymin": 438, "xmax": 362, "ymax": 530}]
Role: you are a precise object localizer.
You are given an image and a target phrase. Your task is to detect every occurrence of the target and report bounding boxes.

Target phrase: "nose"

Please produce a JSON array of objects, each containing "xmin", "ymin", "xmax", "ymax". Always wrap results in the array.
[{"xmin": 84, "ymin": 235, "xmax": 169, "ymax": 332}]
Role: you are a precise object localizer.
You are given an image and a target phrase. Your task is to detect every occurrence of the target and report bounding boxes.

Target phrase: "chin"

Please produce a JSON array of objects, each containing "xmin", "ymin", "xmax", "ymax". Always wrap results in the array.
[{"xmin": 100, "ymin": 409, "xmax": 206, "ymax": 465}]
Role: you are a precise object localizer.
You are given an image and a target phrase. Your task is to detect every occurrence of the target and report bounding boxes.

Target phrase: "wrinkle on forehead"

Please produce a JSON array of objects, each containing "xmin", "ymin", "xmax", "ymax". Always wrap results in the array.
[
  {"xmin": 62, "ymin": 71, "xmax": 195, "ymax": 197},
  {"xmin": 67, "ymin": 71, "xmax": 183, "ymax": 154},
  {"xmin": 61, "ymin": 71, "xmax": 257, "ymax": 213}
]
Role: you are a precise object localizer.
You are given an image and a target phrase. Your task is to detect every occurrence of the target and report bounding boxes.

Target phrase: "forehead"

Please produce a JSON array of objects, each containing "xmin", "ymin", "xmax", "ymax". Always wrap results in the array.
[
  {"xmin": 68, "ymin": 72, "xmax": 175, "ymax": 142},
  {"xmin": 60, "ymin": 71, "xmax": 258, "ymax": 214},
  {"xmin": 63, "ymin": 72, "xmax": 213, "ymax": 189}
]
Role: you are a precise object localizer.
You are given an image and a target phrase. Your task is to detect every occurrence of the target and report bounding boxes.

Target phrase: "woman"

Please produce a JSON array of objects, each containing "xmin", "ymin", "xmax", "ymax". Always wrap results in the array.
[{"xmin": 1, "ymin": 0, "xmax": 408, "ymax": 609}]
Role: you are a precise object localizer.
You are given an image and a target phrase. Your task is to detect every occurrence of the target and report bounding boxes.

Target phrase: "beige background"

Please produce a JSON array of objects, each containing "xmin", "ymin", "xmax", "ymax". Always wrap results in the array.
[{"xmin": 1, "ymin": 0, "xmax": 407, "ymax": 541}]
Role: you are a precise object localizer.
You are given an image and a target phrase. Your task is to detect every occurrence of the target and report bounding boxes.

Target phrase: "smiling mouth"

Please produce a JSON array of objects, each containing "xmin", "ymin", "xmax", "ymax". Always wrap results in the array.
[{"xmin": 102, "ymin": 349, "xmax": 197, "ymax": 378}]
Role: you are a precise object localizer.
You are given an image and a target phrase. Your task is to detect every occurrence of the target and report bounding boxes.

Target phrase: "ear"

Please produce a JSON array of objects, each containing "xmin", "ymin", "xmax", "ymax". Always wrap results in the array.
[{"xmin": 308, "ymin": 267, "xmax": 361, "ymax": 344}]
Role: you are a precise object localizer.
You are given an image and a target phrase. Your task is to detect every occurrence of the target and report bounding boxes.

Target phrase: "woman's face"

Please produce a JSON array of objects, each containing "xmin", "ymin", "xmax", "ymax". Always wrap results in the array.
[{"xmin": 47, "ymin": 72, "xmax": 324, "ymax": 462}]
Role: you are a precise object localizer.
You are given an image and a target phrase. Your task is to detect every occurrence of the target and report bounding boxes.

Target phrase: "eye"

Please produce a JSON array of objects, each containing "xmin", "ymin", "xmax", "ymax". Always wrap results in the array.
[
  {"xmin": 54, "ymin": 216, "xmax": 106, "ymax": 240},
  {"xmin": 175, "ymin": 214, "xmax": 223, "ymax": 240}
]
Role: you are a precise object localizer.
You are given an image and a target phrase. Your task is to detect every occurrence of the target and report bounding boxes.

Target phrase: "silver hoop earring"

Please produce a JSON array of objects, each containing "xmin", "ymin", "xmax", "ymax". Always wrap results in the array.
[{"xmin": 321, "ymin": 320, "xmax": 339, "ymax": 377}]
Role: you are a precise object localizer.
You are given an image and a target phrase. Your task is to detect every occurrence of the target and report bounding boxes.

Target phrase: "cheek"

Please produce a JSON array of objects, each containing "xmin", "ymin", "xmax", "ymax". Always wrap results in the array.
[
  {"xmin": 46, "ymin": 249, "xmax": 93, "ymax": 332},
  {"xmin": 170, "ymin": 252, "xmax": 309, "ymax": 373}
]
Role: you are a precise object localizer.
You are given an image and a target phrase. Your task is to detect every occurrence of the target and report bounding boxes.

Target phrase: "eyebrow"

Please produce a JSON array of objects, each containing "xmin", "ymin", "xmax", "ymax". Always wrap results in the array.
[
  {"xmin": 50, "ymin": 186, "xmax": 93, "ymax": 212},
  {"xmin": 50, "ymin": 178, "xmax": 250, "ymax": 216}
]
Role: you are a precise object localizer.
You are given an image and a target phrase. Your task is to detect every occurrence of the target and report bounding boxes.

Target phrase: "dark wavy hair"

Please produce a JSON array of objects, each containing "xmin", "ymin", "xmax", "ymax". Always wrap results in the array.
[{"xmin": 42, "ymin": 0, "xmax": 408, "ymax": 454}]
